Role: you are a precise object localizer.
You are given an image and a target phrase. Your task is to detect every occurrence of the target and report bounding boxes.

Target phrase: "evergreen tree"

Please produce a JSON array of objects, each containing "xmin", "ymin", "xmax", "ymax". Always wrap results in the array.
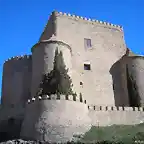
[{"xmin": 36, "ymin": 48, "xmax": 75, "ymax": 96}]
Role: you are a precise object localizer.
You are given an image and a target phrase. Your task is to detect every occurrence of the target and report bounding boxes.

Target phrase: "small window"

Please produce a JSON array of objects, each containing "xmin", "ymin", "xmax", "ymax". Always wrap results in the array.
[
  {"xmin": 80, "ymin": 82, "xmax": 83, "ymax": 85},
  {"xmin": 84, "ymin": 38, "xmax": 92, "ymax": 49},
  {"xmin": 84, "ymin": 64, "xmax": 91, "ymax": 70}
]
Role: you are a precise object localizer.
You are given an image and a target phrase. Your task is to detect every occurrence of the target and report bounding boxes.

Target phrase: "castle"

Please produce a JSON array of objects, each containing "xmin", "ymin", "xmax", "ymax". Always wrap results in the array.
[{"xmin": 0, "ymin": 11, "xmax": 144, "ymax": 142}]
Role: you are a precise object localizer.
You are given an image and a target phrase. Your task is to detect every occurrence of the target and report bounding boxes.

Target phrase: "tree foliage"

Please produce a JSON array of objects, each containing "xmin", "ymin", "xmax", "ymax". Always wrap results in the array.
[{"xmin": 37, "ymin": 48, "xmax": 75, "ymax": 96}]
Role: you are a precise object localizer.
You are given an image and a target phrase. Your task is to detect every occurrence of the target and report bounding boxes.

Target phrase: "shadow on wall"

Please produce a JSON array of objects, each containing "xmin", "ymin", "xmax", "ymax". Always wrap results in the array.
[
  {"xmin": 109, "ymin": 58, "xmax": 127, "ymax": 106},
  {"xmin": 0, "ymin": 118, "xmax": 23, "ymax": 142},
  {"xmin": 126, "ymin": 65, "xmax": 141, "ymax": 107},
  {"xmin": 0, "ymin": 120, "xmax": 10, "ymax": 142},
  {"xmin": 110, "ymin": 56, "xmax": 141, "ymax": 107}
]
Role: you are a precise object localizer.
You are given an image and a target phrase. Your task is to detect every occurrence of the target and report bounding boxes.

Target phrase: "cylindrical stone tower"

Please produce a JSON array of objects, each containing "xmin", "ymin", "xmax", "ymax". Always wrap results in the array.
[
  {"xmin": 127, "ymin": 56, "xmax": 144, "ymax": 106},
  {"xmin": 31, "ymin": 35, "xmax": 72, "ymax": 98},
  {"xmin": 20, "ymin": 95, "xmax": 91, "ymax": 143},
  {"xmin": 0, "ymin": 55, "xmax": 32, "ymax": 120}
]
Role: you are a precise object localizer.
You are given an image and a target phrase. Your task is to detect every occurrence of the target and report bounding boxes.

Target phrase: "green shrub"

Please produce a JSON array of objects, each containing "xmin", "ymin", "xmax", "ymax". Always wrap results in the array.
[{"xmin": 73, "ymin": 123, "xmax": 144, "ymax": 143}]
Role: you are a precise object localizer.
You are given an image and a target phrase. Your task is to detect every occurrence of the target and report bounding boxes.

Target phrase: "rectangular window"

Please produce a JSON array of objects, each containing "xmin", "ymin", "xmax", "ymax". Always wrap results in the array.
[
  {"xmin": 84, "ymin": 64, "xmax": 91, "ymax": 70},
  {"xmin": 84, "ymin": 38, "xmax": 92, "ymax": 49}
]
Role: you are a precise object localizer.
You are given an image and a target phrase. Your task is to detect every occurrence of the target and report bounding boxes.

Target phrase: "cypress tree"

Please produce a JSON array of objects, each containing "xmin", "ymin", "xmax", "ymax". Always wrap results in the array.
[{"xmin": 36, "ymin": 48, "xmax": 75, "ymax": 96}]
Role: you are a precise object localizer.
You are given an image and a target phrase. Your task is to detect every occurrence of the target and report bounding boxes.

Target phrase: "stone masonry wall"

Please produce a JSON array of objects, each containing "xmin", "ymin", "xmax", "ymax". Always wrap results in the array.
[
  {"xmin": 52, "ymin": 11, "xmax": 128, "ymax": 105},
  {"xmin": 1, "ymin": 11, "xmax": 144, "ymax": 143},
  {"xmin": 119, "ymin": 55, "xmax": 130, "ymax": 106},
  {"xmin": 20, "ymin": 94, "xmax": 144, "ymax": 143},
  {"xmin": 31, "ymin": 39, "xmax": 72, "ymax": 98},
  {"xmin": 1, "ymin": 55, "xmax": 32, "ymax": 107},
  {"xmin": 0, "ymin": 55, "xmax": 32, "ymax": 129},
  {"xmin": 109, "ymin": 57, "xmax": 129, "ymax": 106},
  {"xmin": 20, "ymin": 95, "xmax": 91, "ymax": 143},
  {"xmin": 88, "ymin": 105, "xmax": 144, "ymax": 126},
  {"xmin": 127, "ymin": 56, "xmax": 144, "ymax": 106}
]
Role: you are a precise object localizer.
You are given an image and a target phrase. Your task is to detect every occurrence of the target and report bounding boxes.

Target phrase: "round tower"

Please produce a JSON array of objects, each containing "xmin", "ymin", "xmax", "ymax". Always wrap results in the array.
[
  {"xmin": 127, "ymin": 56, "xmax": 144, "ymax": 106},
  {"xmin": 31, "ymin": 35, "xmax": 72, "ymax": 98},
  {"xmin": 1, "ymin": 55, "xmax": 32, "ymax": 120},
  {"xmin": 20, "ymin": 95, "xmax": 91, "ymax": 143}
]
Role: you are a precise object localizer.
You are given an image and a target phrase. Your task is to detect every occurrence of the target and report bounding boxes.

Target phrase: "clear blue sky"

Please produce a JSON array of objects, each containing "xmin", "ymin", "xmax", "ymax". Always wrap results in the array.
[{"xmin": 0, "ymin": 0, "xmax": 144, "ymax": 97}]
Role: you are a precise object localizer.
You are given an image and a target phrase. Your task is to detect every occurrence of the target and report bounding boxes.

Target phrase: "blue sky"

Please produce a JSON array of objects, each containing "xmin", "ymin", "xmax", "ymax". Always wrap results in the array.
[{"xmin": 0, "ymin": 0, "xmax": 144, "ymax": 96}]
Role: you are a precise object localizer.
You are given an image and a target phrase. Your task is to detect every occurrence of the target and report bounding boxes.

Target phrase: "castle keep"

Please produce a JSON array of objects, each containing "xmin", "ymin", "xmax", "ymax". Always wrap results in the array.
[{"xmin": 0, "ymin": 11, "xmax": 144, "ymax": 142}]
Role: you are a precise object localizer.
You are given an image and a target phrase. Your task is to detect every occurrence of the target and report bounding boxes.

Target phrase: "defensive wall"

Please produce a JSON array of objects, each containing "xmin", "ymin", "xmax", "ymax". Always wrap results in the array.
[
  {"xmin": 1, "ymin": 10, "xmax": 144, "ymax": 142},
  {"xmin": 88, "ymin": 105, "xmax": 144, "ymax": 126},
  {"xmin": 38, "ymin": 11, "xmax": 128, "ymax": 106},
  {"xmin": 20, "ymin": 94, "xmax": 91, "ymax": 143},
  {"xmin": 20, "ymin": 94, "xmax": 144, "ymax": 143}
]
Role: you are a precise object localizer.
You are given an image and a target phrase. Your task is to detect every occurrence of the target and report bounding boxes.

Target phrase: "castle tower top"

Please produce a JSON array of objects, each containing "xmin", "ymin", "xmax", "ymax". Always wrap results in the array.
[
  {"xmin": 55, "ymin": 11, "xmax": 123, "ymax": 29},
  {"xmin": 39, "ymin": 10, "xmax": 124, "ymax": 42}
]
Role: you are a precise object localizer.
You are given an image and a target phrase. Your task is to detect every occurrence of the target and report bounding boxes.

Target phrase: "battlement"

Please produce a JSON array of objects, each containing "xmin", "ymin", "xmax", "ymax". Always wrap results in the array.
[
  {"xmin": 4, "ymin": 55, "xmax": 32, "ymax": 64},
  {"xmin": 27, "ymin": 94, "xmax": 87, "ymax": 104},
  {"xmin": 88, "ymin": 105, "xmax": 144, "ymax": 112},
  {"xmin": 40, "ymin": 10, "xmax": 123, "ymax": 42},
  {"xmin": 55, "ymin": 11, "xmax": 123, "ymax": 32}
]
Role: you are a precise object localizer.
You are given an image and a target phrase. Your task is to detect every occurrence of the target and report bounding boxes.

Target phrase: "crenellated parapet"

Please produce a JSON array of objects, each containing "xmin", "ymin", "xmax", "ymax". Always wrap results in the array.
[
  {"xmin": 88, "ymin": 105, "xmax": 144, "ymax": 126},
  {"xmin": 88, "ymin": 105, "xmax": 144, "ymax": 112},
  {"xmin": 21, "ymin": 94, "xmax": 90, "ymax": 142},
  {"xmin": 39, "ymin": 10, "xmax": 123, "ymax": 42},
  {"xmin": 55, "ymin": 11, "xmax": 123, "ymax": 32},
  {"xmin": 27, "ymin": 94, "xmax": 87, "ymax": 104},
  {"xmin": 4, "ymin": 55, "xmax": 32, "ymax": 64}
]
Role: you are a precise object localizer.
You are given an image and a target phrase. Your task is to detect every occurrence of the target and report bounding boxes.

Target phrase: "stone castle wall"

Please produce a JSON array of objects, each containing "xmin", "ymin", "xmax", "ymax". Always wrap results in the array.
[
  {"xmin": 39, "ymin": 11, "xmax": 128, "ymax": 105},
  {"xmin": 20, "ymin": 94, "xmax": 144, "ymax": 142},
  {"xmin": 127, "ymin": 56, "xmax": 144, "ymax": 106},
  {"xmin": 1, "ymin": 55, "xmax": 32, "ymax": 107},
  {"xmin": 88, "ymin": 105, "xmax": 144, "ymax": 126},
  {"xmin": 0, "ymin": 11, "xmax": 144, "ymax": 143},
  {"xmin": 0, "ymin": 55, "xmax": 32, "ymax": 120},
  {"xmin": 20, "ymin": 95, "xmax": 91, "ymax": 142},
  {"xmin": 31, "ymin": 39, "xmax": 72, "ymax": 98}
]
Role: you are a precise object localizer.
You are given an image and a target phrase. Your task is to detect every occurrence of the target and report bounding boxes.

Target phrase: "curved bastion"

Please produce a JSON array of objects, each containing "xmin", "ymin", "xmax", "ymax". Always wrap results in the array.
[
  {"xmin": 31, "ymin": 36, "xmax": 72, "ymax": 98},
  {"xmin": 20, "ymin": 94, "xmax": 91, "ymax": 143},
  {"xmin": 1, "ymin": 55, "xmax": 32, "ymax": 108},
  {"xmin": 20, "ymin": 94, "xmax": 144, "ymax": 143},
  {"xmin": 127, "ymin": 56, "xmax": 144, "ymax": 106}
]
